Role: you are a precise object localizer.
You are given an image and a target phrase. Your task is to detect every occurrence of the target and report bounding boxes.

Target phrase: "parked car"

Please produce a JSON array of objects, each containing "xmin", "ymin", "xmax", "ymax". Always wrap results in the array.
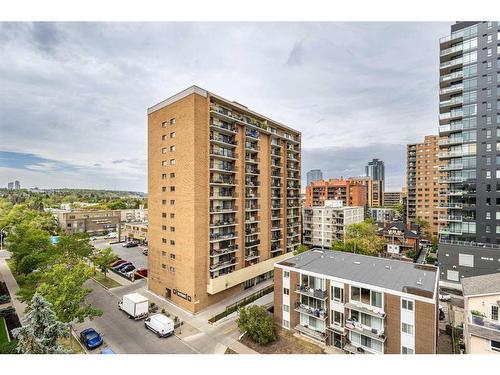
[
  {"xmin": 104, "ymin": 232, "xmax": 117, "ymax": 239},
  {"xmin": 124, "ymin": 269, "xmax": 137, "ymax": 277},
  {"xmin": 90, "ymin": 236, "xmax": 97, "ymax": 241},
  {"xmin": 122, "ymin": 241, "xmax": 138, "ymax": 248},
  {"xmin": 114, "ymin": 262, "xmax": 132, "ymax": 271},
  {"xmin": 120, "ymin": 265, "xmax": 136, "ymax": 274},
  {"xmin": 142, "ymin": 248, "xmax": 148, "ymax": 256},
  {"xmin": 79, "ymin": 328, "xmax": 103, "ymax": 350},
  {"xmin": 144, "ymin": 314, "xmax": 174, "ymax": 338},
  {"xmin": 135, "ymin": 268, "xmax": 148, "ymax": 278},
  {"xmin": 110, "ymin": 259, "xmax": 125, "ymax": 268},
  {"xmin": 439, "ymin": 292, "xmax": 451, "ymax": 302}
]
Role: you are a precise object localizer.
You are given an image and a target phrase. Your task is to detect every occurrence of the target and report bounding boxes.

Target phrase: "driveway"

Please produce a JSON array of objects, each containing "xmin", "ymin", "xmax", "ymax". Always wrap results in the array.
[
  {"xmin": 92, "ymin": 239, "xmax": 147, "ymax": 270},
  {"xmin": 75, "ymin": 279, "xmax": 196, "ymax": 354}
]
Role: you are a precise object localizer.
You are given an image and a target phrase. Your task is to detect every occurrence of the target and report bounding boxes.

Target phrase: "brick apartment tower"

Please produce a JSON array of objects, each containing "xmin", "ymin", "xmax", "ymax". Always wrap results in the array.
[
  {"xmin": 147, "ymin": 86, "xmax": 301, "ymax": 313},
  {"xmin": 305, "ymin": 178, "xmax": 367, "ymax": 208},
  {"xmin": 406, "ymin": 135, "xmax": 447, "ymax": 237}
]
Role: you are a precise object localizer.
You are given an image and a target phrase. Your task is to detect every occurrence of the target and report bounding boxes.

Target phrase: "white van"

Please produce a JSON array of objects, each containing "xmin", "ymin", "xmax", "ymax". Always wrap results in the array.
[{"xmin": 144, "ymin": 314, "xmax": 174, "ymax": 338}]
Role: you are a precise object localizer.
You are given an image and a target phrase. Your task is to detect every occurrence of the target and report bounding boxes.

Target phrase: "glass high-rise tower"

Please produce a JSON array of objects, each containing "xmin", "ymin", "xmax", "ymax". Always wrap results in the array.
[{"xmin": 438, "ymin": 21, "xmax": 500, "ymax": 245}]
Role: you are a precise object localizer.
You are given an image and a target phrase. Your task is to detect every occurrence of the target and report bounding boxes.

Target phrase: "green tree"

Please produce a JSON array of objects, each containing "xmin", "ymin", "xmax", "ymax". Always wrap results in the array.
[
  {"xmin": 6, "ymin": 223, "xmax": 52, "ymax": 275},
  {"xmin": 333, "ymin": 220, "xmax": 385, "ymax": 256},
  {"xmin": 94, "ymin": 247, "xmax": 118, "ymax": 278},
  {"xmin": 36, "ymin": 262, "xmax": 102, "ymax": 324},
  {"xmin": 12, "ymin": 294, "xmax": 70, "ymax": 354},
  {"xmin": 293, "ymin": 244, "xmax": 309, "ymax": 255},
  {"xmin": 51, "ymin": 233, "xmax": 94, "ymax": 266},
  {"xmin": 236, "ymin": 305, "xmax": 276, "ymax": 345},
  {"xmin": 415, "ymin": 217, "xmax": 430, "ymax": 239}
]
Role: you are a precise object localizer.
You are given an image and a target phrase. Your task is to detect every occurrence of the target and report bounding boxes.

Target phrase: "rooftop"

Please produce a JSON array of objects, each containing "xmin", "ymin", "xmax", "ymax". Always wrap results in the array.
[
  {"xmin": 277, "ymin": 249, "xmax": 438, "ymax": 298},
  {"xmin": 462, "ymin": 273, "xmax": 500, "ymax": 297}
]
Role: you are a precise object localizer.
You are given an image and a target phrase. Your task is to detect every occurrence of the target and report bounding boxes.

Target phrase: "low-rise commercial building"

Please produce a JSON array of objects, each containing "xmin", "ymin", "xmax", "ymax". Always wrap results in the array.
[
  {"xmin": 51, "ymin": 209, "xmax": 122, "ymax": 236},
  {"xmin": 462, "ymin": 273, "xmax": 500, "ymax": 354},
  {"xmin": 303, "ymin": 200, "xmax": 364, "ymax": 248},
  {"xmin": 120, "ymin": 207, "xmax": 148, "ymax": 223},
  {"xmin": 122, "ymin": 222, "xmax": 148, "ymax": 244},
  {"xmin": 274, "ymin": 249, "xmax": 439, "ymax": 354}
]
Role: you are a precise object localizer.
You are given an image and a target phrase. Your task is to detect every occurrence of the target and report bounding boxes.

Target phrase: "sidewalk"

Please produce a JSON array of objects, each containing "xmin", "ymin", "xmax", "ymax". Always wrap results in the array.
[{"xmin": 0, "ymin": 256, "xmax": 27, "ymax": 321}]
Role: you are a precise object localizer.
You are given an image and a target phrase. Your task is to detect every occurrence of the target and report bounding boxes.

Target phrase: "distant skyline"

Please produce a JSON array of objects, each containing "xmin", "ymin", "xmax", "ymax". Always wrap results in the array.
[{"xmin": 0, "ymin": 22, "xmax": 449, "ymax": 192}]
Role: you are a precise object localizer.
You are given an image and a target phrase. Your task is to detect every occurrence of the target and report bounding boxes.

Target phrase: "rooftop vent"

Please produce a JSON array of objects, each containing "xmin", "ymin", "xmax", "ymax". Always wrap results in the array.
[
  {"xmin": 416, "ymin": 279, "xmax": 423, "ymax": 285},
  {"xmin": 385, "ymin": 265, "xmax": 391, "ymax": 270},
  {"xmin": 353, "ymin": 261, "xmax": 361, "ymax": 265}
]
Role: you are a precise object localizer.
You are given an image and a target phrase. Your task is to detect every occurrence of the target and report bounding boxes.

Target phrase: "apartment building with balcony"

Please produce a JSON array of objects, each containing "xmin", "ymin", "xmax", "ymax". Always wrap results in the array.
[
  {"xmin": 303, "ymin": 200, "xmax": 364, "ymax": 248},
  {"xmin": 305, "ymin": 178, "xmax": 367, "ymax": 208},
  {"xmin": 147, "ymin": 86, "xmax": 301, "ymax": 313},
  {"xmin": 406, "ymin": 135, "xmax": 447, "ymax": 237},
  {"xmin": 274, "ymin": 249, "xmax": 439, "ymax": 354},
  {"xmin": 383, "ymin": 191, "xmax": 402, "ymax": 206},
  {"xmin": 438, "ymin": 21, "xmax": 500, "ymax": 244},
  {"xmin": 462, "ymin": 273, "xmax": 500, "ymax": 354}
]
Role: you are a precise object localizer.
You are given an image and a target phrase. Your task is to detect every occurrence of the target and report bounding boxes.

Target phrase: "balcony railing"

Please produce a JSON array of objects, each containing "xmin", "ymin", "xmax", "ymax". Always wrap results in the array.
[
  {"xmin": 294, "ymin": 324, "xmax": 327, "ymax": 342},
  {"xmin": 345, "ymin": 319, "xmax": 386, "ymax": 341},
  {"xmin": 295, "ymin": 284, "xmax": 327, "ymax": 300},
  {"xmin": 295, "ymin": 302, "xmax": 327, "ymax": 320}
]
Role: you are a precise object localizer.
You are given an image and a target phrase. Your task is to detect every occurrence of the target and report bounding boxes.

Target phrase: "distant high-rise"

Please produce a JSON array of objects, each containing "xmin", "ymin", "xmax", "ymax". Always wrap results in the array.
[
  {"xmin": 14, "ymin": 180, "xmax": 20, "ymax": 190},
  {"xmin": 7, "ymin": 182, "xmax": 14, "ymax": 190},
  {"xmin": 438, "ymin": 21, "xmax": 500, "ymax": 244},
  {"xmin": 306, "ymin": 169, "xmax": 323, "ymax": 186},
  {"xmin": 365, "ymin": 158, "xmax": 385, "ymax": 189}
]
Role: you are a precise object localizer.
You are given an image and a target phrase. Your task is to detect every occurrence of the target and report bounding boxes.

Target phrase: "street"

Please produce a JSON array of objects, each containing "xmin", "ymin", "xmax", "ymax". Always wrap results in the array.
[{"xmin": 75, "ymin": 279, "xmax": 196, "ymax": 354}]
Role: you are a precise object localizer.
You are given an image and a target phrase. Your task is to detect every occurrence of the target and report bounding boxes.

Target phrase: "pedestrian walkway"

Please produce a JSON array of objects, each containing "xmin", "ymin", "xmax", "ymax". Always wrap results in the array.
[{"xmin": 0, "ymin": 256, "xmax": 27, "ymax": 321}]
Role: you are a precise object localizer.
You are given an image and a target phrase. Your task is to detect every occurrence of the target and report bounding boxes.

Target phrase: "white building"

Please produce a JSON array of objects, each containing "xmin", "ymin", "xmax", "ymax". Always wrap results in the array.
[
  {"xmin": 120, "ymin": 207, "xmax": 148, "ymax": 223},
  {"xmin": 303, "ymin": 200, "xmax": 364, "ymax": 248}
]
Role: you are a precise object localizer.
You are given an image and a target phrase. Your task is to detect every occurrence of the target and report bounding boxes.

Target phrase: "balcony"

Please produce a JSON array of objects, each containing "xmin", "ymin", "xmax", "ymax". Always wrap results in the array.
[
  {"xmin": 210, "ymin": 134, "xmax": 237, "ymax": 147},
  {"xmin": 345, "ymin": 319, "xmax": 386, "ymax": 341},
  {"xmin": 438, "ymin": 176, "xmax": 466, "ymax": 184},
  {"xmin": 245, "ymin": 239, "xmax": 260, "ymax": 248},
  {"xmin": 440, "ymin": 70, "xmax": 464, "ymax": 84},
  {"xmin": 345, "ymin": 302, "xmax": 385, "ymax": 318},
  {"xmin": 295, "ymin": 302, "xmax": 327, "ymax": 320},
  {"xmin": 210, "ymin": 206, "xmax": 237, "ymax": 214},
  {"xmin": 210, "ymin": 219, "xmax": 236, "ymax": 228},
  {"xmin": 210, "ymin": 148, "xmax": 236, "ymax": 160},
  {"xmin": 294, "ymin": 324, "xmax": 327, "ymax": 342},
  {"xmin": 439, "ymin": 227, "xmax": 463, "ymax": 236},
  {"xmin": 210, "ymin": 177, "xmax": 235, "ymax": 186},
  {"xmin": 245, "ymin": 168, "xmax": 260, "ymax": 175},
  {"xmin": 245, "ymin": 251, "xmax": 260, "ymax": 262},
  {"xmin": 210, "ymin": 121, "xmax": 237, "ymax": 135},
  {"xmin": 245, "ymin": 129, "xmax": 260, "ymax": 139},
  {"xmin": 439, "ymin": 84, "xmax": 463, "ymax": 96},
  {"xmin": 210, "ymin": 164, "xmax": 236, "ymax": 173},
  {"xmin": 439, "ymin": 111, "xmax": 463, "ymax": 124},
  {"xmin": 210, "ymin": 246, "xmax": 237, "ymax": 257},
  {"xmin": 467, "ymin": 314, "xmax": 500, "ymax": 342},
  {"xmin": 436, "ymin": 202, "xmax": 463, "ymax": 209},
  {"xmin": 440, "ymin": 96, "xmax": 463, "ymax": 109},
  {"xmin": 439, "ymin": 57, "xmax": 463, "ymax": 71},
  {"xmin": 295, "ymin": 285, "xmax": 327, "ymax": 300},
  {"xmin": 438, "ymin": 215, "xmax": 463, "ymax": 222},
  {"xmin": 343, "ymin": 343, "xmax": 376, "ymax": 355},
  {"xmin": 440, "ymin": 43, "xmax": 463, "ymax": 58},
  {"xmin": 438, "ymin": 163, "xmax": 463, "ymax": 171},
  {"xmin": 209, "ymin": 232, "xmax": 237, "ymax": 242},
  {"xmin": 210, "ymin": 258, "xmax": 237, "ymax": 272},
  {"xmin": 210, "ymin": 192, "xmax": 235, "ymax": 200}
]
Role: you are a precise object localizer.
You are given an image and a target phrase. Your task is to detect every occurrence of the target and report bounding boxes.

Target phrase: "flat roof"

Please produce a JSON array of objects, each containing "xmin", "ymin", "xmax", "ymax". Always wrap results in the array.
[
  {"xmin": 148, "ymin": 85, "xmax": 300, "ymax": 135},
  {"xmin": 462, "ymin": 272, "xmax": 500, "ymax": 296},
  {"xmin": 277, "ymin": 249, "xmax": 438, "ymax": 298}
]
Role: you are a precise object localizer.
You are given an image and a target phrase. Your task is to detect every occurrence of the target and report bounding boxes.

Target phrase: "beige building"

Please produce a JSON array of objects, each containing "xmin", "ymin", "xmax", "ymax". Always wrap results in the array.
[
  {"xmin": 383, "ymin": 191, "xmax": 402, "ymax": 207},
  {"xmin": 303, "ymin": 200, "xmax": 364, "ymax": 248},
  {"xmin": 120, "ymin": 207, "xmax": 148, "ymax": 223},
  {"xmin": 147, "ymin": 85, "xmax": 301, "ymax": 313},
  {"xmin": 274, "ymin": 249, "xmax": 439, "ymax": 354},
  {"xmin": 462, "ymin": 273, "xmax": 500, "ymax": 354},
  {"xmin": 51, "ymin": 209, "xmax": 122, "ymax": 236},
  {"xmin": 406, "ymin": 135, "xmax": 447, "ymax": 238},
  {"xmin": 122, "ymin": 222, "xmax": 148, "ymax": 244},
  {"xmin": 349, "ymin": 176, "xmax": 384, "ymax": 207}
]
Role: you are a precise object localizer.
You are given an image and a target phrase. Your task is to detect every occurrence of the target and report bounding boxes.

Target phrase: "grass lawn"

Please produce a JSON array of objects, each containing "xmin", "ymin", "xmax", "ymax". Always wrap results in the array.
[
  {"xmin": 240, "ymin": 326, "xmax": 325, "ymax": 354},
  {"xmin": 60, "ymin": 334, "xmax": 86, "ymax": 354},
  {"xmin": 0, "ymin": 317, "xmax": 9, "ymax": 344},
  {"xmin": 92, "ymin": 272, "xmax": 121, "ymax": 289}
]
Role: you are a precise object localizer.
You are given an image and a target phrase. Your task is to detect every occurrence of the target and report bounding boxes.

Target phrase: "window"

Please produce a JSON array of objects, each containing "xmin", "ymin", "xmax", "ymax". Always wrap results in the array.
[
  {"xmin": 332, "ymin": 286, "xmax": 344, "ymax": 303},
  {"xmin": 162, "ymin": 213, "xmax": 167, "ymax": 218},
  {"xmin": 170, "ymin": 132, "xmax": 175, "ymax": 138},
  {"xmin": 491, "ymin": 305, "xmax": 499, "ymax": 321},
  {"xmin": 402, "ymin": 323, "xmax": 414, "ymax": 335},
  {"xmin": 161, "ymin": 173, "xmax": 167, "ymax": 180},
  {"xmin": 161, "ymin": 251, "xmax": 166, "ymax": 256},
  {"xmin": 161, "ymin": 160, "xmax": 167, "ymax": 166},
  {"xmin": 283, "ymin": 304, "xmax": 289, "ymax": 313},
  {"xmin": 170, "ymin": 186, "xmax": 175, "ymax": 192},
  {"xmin": 283, "ymin": 319, "xmax": 290, "ymax": 329},
  {"xmin": 162, "ymin": 199, "xmax": 166, "ymax": 205},
  {"xmin": 162, "ymin": 135, "xmax": 167, "ymax": 140},
  {"xmin": 447, "ymin": 270, "xmax": 459, "ymax": 282},
  {"xmin": 170, "ymin": 172, "xmax": 175, "ymax": 178},
  {"xmin": 170, "ymin": 159, "xmax": 176, "ymax": 165},
  {"xmin": 170, "ymin": 145, "xmax": 176, "ymax": 152},
  {"xmin": 162, "ymin": 147, "xmax": 167, "ymax": 154},
  {"xmin": 169, "ymin": 266, "xmax": 175, "ymax": 274},
  {"xmin": 170, "ymin": 253, "xmax": 175, "ymax": 260},
  {"xmin": 402, "ymin": 346, "xmax": 414, "ymax": 354},
  {"xmin": 402, "ymin": 299, "xmax": 414, "ymax": 311},
  {"xmin": 161, "ymin": 122, "xmax": 167, "ymax": 128},
  {"xmin": 284, "ymin": 271, "xmax": 289, "ymax": 278},
  {"xmin": 491, "ymin": 340, "xmax": 500, "ymax": 352},
  {"xmin": 162, "ymin": 225, "xmax": 166, "ymax": 230},
  {"xmin": 371, "ymin": 291, "xmax": 382, "ymax": 308},
  {"xmin": 351, "ymin": 286, "xmax": 360, "ymax": 302},
  {"xmin": 161, "ymin": 264, "xmax": 166, "ymax": 269},
  {"xmin": 170, "ymin": 199, "xmax": 175, "ymax": 205},
  {"xmin": 170, "ymin": 213, "xmax": 175, "ymax": 219},
  {"xmin": 333, "ymin": 310, "xmax": 344, "ymax": 326},
  {"xmin": 169, "ymin": 118, "xmax": 176, "ymax": 125},
  {"xmin": 283, "ymin": 288, "xmax": 290, "ymax": 295},
  {"xmin": 170, "ymin": 240, "xmax": 175, "ymax": 246},
  {"xmin": 170, "ymin": 226, "xmax": 175, "ymax": 232},
  {"xmin": 162, "ymin": 186, "xmax": 167, "ymax": 192},
  {"xmin": 162, "ymin": 238, "xmax": 166, "ymax": 244}
]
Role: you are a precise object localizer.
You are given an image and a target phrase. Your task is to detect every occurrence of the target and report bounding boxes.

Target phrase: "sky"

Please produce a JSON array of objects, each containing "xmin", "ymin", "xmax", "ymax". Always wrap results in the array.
[{"xmin": 0, "ymin": 22, "xmax": 450, "ymax": 193}]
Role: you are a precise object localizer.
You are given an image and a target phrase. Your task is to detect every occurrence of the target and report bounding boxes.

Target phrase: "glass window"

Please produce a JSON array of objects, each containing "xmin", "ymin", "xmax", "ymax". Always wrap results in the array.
[
  {"xmin": 361, "ymin": 288, "xmax": 371, "ymax": 305},
  {"xmin": 491, "ymin": 340, "xmax": 500, "ymax": 352},
  {"xmin": 402, "ymin": 299, "xmax": 414, "ymax": 311},
  {"xmin": 283, "ymin": 319, "xmax": 289, "ymax": 329},
  {"xmin": 402, "ymin": 346, "xmax": 414, "ymax": 354},
  {"xmin": 351, "ymin": 286, "xmax": 360, "ymax": 302},
  {"xmin": 284, "ymin": 271, "xmax": 289, "ymax": 278},
  {"xmin": 492, "ymin": 305, "xmax": 499, "ymax": 321},
  {"xmin": 333, "ymin": 286, "xmax": 344, "ymax": 303},
  {"xmin": 402, "ymin": 323, "xmax": 414, "ymax": 335},
  {"xmin": 283, "ymin": 304, "xmax": 289, "ymax": 313},
  {"xmin": 371, "ymin": 291, "xmax": 382, "ymax": 308},
  {"xmin": 283, "ymin": 288, "xmax": 289, "ymax": 295}
]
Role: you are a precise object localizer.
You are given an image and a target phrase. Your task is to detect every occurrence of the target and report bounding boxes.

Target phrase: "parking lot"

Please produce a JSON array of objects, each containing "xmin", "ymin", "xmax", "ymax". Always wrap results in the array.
[
  {"xmin": 92, "ymin": 238, "xmax": 147, "ymax": 270},
  {"xmin": 75, "ymin": 279, "xmax": 196, "ymax": 354}
]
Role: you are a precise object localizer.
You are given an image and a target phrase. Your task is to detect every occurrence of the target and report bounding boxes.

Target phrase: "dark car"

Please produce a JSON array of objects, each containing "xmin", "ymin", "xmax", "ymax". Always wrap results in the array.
[
  {"xmin": 134, "ymin": 269, "xmax": 148, "ymax": 279},
  {"xmin": 114, "ymin": 262, "xmax": 132, "ymax": 271},
  {"xmin": 122, "ymin": 242, "xmax": 138, "ymax": 248},
  {"xmin": 439, "ymin": 309, "xmax": 445, "ymax": 320},
  {"xmin": 80, "ymin": 328, "xmax": 103, "ymax": 350},
  {"xmin": 120, "ymin": 264, "xmax": 136, "ymax": 273}
]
